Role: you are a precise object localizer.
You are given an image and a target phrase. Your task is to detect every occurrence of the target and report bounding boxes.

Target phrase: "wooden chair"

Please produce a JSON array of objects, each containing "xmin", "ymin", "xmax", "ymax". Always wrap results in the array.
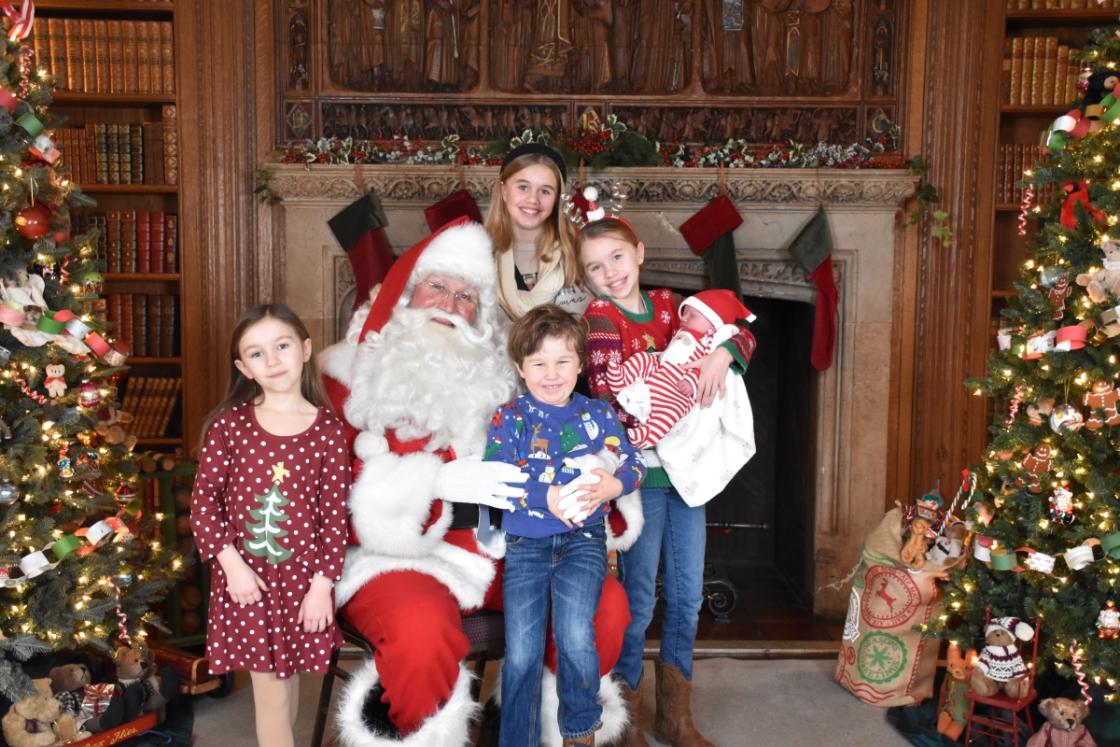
[
  {"xmin": 963, "ymin": 612, "xmax": 1041, "ymax": 747},
  {"xmin": 310, "ymin": 609, "xmax": 505, "ymax": 747}
]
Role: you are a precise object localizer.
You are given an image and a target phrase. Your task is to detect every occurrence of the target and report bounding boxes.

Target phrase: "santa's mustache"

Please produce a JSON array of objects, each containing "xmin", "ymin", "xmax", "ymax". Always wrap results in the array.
[{"xmin": 393, "ymin": 304, "xmax": 493, "ymax": 346}]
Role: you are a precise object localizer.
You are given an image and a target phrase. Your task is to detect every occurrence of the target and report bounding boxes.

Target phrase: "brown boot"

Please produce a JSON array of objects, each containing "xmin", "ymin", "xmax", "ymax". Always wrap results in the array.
[
  {"xmin": 653, "ymin": 661, "xmax": 714, "ymax": 747},
  {"xmin": 616, "ymin": 674, "xmax": 650, "ymax": 747}
]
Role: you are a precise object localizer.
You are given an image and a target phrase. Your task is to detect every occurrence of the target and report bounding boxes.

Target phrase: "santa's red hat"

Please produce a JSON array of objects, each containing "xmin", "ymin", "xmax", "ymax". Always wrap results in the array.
[
  {"xmin": 357, "ymin": 216, "xmax": 496, "ymax": 342},
  {"xmin": 680, "ymin": 289, "xmax": 756, "ymax": 329}
]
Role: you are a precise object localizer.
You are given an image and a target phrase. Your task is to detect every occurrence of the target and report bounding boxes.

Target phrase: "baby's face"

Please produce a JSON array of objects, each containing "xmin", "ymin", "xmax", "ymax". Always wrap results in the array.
[{"xmin": 680, "ymin": 305, "xmax": 714, "ymax": 334}]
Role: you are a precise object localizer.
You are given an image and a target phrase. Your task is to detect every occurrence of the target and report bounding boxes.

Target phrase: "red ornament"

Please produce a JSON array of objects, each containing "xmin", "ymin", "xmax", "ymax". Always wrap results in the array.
[{"xmin": 15, "ymin": 203, "xmax": 50, "ymax": 239}]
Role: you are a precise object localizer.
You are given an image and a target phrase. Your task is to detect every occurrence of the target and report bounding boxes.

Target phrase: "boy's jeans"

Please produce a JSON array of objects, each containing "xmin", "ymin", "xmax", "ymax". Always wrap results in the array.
[
  {"xmin": 499, "ymin": 522, "xmax": 607, "ymax": 745},
  {"xmin": 616, "ymin": 486, "xmax": 707, "ymax": 688}
]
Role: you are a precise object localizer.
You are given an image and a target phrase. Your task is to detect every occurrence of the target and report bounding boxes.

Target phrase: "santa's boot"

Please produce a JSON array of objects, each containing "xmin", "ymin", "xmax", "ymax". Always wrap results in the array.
[
  {"xmin": 652, "ymin": 661, "xmax": 714, "ymax": 747},
  {"xmin": 615, "ymin": 673, "xmax": 649, "ymax": 747}
]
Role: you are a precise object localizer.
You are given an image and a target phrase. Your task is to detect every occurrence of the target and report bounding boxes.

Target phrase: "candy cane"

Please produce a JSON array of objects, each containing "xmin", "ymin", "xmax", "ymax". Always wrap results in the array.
[
  {"xmin": 1005, "ymin": 384, "xmax": 1025, "ymax": 425},
  {"xmin": 1069, "ymin": 640, "xmax": 1093, "ymax": 706},
  {"xmin": 16, "ymin": 376, "xmax": 46, "ymax": 404},
  {"xmin": 113, "ymin": 582, "xmax": 131, "ymax": 647},
  {"xmin": 1019, "ymin": 184, "xmax": 1035, "ymax": 237}
]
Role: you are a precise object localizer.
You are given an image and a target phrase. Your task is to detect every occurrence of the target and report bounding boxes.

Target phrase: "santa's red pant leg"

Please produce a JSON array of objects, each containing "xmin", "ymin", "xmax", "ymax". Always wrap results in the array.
[{"xmin": 341, "ymin": 570, "xmax": 470, "ymax": 735}]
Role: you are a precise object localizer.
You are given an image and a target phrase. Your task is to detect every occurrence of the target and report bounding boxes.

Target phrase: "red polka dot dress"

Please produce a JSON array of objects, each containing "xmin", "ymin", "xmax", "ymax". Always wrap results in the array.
[{"xmin": 190, "ymin": 402, "xmax": 350, "ymax": 678}]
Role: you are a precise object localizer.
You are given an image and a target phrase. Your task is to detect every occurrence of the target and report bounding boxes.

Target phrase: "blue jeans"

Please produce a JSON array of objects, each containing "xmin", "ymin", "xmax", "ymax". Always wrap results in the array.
[
  {"xmin": 616, "ymin": 486, "xmax": 706, "ymax": 688},
  {"xmin": 500, "ymin": 523, "xmax": 607, "ymax": 746}
]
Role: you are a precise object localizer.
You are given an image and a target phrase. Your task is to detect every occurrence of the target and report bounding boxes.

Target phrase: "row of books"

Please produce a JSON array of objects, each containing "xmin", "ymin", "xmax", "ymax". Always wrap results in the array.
[
  {"xmin": 1006, "ymin": 0, "xmax": 1120, "ymax": 7},
  {"xmin": 120, "ymin": 377, "xmax": 181, "ymax": 439},
  {"xmin": 59, "ymin": 113, "xmax": 178, "ymax": 185},
  {"xmin": 73, "ymin": 211, "xmax": 179, "ymax": 274},
  {"xmin": 1004, "ymin": 37, "xmax": 1081, "ymax": 106},
  {"xmin": 31, "ymin": 19, "xmax": 173, "ymax": 95},
  {"xmin": 997, "ymin": 144, "xmax": 1058, "ymax": 206},
  {"xmin": 107, "ymin": 294, "xmax": 178, "ymax": 358}
]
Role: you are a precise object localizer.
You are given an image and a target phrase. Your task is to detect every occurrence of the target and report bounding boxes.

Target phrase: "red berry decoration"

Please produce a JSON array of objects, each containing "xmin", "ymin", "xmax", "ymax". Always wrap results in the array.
[{"xmin": 15, "ymin": 203, "xmax": 50, "ymax": 239}]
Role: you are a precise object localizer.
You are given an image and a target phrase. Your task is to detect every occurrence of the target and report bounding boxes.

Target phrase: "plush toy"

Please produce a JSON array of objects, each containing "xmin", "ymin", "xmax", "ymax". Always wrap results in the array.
[
  {"xmin": 937, "ymin": 643, "xmax": 975, "ymax": 741},
  {"xmin": 1026, "ymin": 697, "xmax": 1097, "ymax": 747},
  {"xmin": 1076, "ymin": 240, "xmax": 1120, "ymax": 304},
  {"xmin": 972, "ymin": 616, "xmax": 1035, "ymax": 699},
  {"xmin": 1017, "ymin": 444, "xmax": 1052, "ymax": 494},
  {"xmin": 42, "ymin": 364, "xmax": 67, "ymax": 399},
  {"xmin": 1081, "ymin": 68, "xmax": 1120, "ymax": 107},
  {"xmin": 1026, "ymin": 398, "xmax": 1057, "ymax": 427},
  {"xmin": 1, "ymin": 677, "xmax": 86, "ymax": 747},
  {"xmin": 47, "ymin": 663, "xmax": 90, "ymax": 718},
  {"xmin": 900, "ymin": 517, "xmax": 932, "ymax": 569},
  {"xmin": 110, "ymin": 645, "xmax": 177, "ymax": 722}
]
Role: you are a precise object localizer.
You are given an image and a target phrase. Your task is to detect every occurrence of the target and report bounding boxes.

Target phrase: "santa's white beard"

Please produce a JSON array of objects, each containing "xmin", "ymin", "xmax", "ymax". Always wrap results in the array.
[{"xmin": 345, "ymin": 306, "xmax": 517, "ymax": 455}]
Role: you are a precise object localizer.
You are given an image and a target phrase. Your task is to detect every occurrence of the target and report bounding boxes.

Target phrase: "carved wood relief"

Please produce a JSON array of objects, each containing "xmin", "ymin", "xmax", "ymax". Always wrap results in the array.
[{"xmin": 277, "ymin": 0, "xmax": 902, "ymax": 146}]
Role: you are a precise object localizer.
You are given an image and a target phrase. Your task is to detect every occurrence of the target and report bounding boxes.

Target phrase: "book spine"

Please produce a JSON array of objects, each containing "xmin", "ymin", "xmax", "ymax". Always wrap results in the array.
[
  {"xmin": 79, "ymin": 19, "xmax": 94, "ymax": 93},
  {"xmin": 123, "ymin": 21, "xmax": 138, "ymax": 94},
  {"xmin": 146, "ymin": 21, "xmax": 161, "ymax": 95},
  {"xmin": 136, "ymin": 21, "xmax": 150, "ymax": 95},
  {"xmin": 30, "ymin": 18, "xmax": 48, "ymax": 85},
  {"xmin": 93, "ymin": 20, "xmax": 109, "ymax": 93},
  {"xmin": 133, "ymin": 294, "xmax": 148, "ymax": 358},
  {"xmin": 121, "ymin": 209, "xmax": 136, "ymax": 273},
  {"xmin": 64, "ymin": 18, "xmax": 81, "ymax": 93},
  {"xmin": 121, "ymin": 293, "xmax": 134, "ymax": 354},
  {"xmin": 157, "ymin": 379, "xmax": 182, "ymax": 437},
  {"xmin": 130, "ymin": 124, "xmax": 143, "ymax": 184},
  {"xmin": 1041, "ymin": 37, "xmax": 1057, "ymax": 106},
  {"xmin": 119, "ymin": 123, "xmax": 132, "ymax": 185},
  {"xmin": 161, "ymin": 294, "xmax": 175, "ymax": 357},
  {"xmin": 164, "ymin": 214, "xmax": 178, "ymax": 273},
  {"xmin": 148, "ymin": 295, "xmax": 162, "ymax": 359},
  {"xmin": 151, "ymin": 210, "xmax": 165, "ymax": 273},
  {"xmin": 1056, "ymin": 45, "xmax": 1070, "ymax": 106},
  {"xmin": 162, "ymin": 105, "xmax": 177, "ymax": 185},
  {"xmin": 1010, "ymin": 37, "xmax": 1023, "ymax": 106},
  {"xmin": 136, "ymin": 210, "xmax": 150, "ymax": 273},
  {"xmin": 47, "ymin": 18, "xmax": 67, "ymax": 90},
  {"xmin": 107, "ymin": 210, "xmax": 121, "ymax": 273},
  {"xmin": 160, "ymin": 22, "xmax": 174, "ymax": 94},
  {"xmin": 107, "ymin": 20, "xmax": 123, "ymax": 94}
]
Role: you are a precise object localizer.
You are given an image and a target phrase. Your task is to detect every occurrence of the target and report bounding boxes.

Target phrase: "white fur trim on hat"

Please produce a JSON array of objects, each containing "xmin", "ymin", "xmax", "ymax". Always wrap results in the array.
[
  {"xmin": 410, "ymin": 221, "xmax": 495, "ymax": 298},
  {"xmin": 335, "ymin": 659, "xmax": 478, "ymax": 747},
  {"xmin": 986, "ymin": 616, "xmax": 1034, "ymax": 641}
]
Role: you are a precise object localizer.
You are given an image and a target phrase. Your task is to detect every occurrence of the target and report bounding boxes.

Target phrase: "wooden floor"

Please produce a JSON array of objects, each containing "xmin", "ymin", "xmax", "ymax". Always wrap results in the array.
[{"xmin": 646, "ymin": 563, "xmax": 843, "ymax": 643}]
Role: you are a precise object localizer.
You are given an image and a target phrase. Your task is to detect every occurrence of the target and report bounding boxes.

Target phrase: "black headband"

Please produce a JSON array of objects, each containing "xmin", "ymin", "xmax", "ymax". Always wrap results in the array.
[{"xmin": 501, "ymin": 143, "xmax": 567, "ymax": 183}]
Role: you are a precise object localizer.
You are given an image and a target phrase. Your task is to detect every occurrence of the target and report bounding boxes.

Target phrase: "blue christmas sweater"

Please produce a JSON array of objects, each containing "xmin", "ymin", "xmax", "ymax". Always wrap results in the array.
[{"xmin": 484, "ymin": 393, "xmax": 645, "ymax": 539}]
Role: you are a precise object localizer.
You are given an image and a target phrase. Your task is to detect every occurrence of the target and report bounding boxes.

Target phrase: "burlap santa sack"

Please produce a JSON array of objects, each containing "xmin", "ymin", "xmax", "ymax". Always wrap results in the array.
[{"xmin": 834, "ymin": 507, "xmax": 948, "ymax": 707}]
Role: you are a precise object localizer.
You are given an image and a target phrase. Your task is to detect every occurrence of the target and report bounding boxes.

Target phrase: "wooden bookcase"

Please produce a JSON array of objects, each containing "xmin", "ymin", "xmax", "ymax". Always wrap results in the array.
[
  {"xmin": 990, "ymin": 4, "xmax": 1120, "ymax": 306},
  {"xmin": 33, "ymin": 0, "xmax": 186, "ymax": 452}
]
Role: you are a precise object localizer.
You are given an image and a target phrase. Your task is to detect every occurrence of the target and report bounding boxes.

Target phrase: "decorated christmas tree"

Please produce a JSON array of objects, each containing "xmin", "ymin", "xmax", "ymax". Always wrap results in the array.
[
  {"xmin": 932, "ymin": 25, "xmax": 1120, "ymax": 700},
  {"xmin": 0, "ymin": 7, "xmax": 179, "ymax": 696}
]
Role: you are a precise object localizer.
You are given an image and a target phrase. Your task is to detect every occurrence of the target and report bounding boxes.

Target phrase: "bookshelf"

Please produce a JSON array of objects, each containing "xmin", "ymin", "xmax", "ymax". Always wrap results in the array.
[
  {"xmin": 33, "ymin": 1, "xmax": 184, "ymax": 451},
  {"xmin": 989, "ymin": 2, "xmax": 1119, "ymax": 312}
]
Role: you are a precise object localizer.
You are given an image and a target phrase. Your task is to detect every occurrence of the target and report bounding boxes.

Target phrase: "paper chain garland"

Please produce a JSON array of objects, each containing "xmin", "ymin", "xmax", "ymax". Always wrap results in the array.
[
  {"xmin": 0, "ymin": 501, "xmax": 141, "ymax": 589},
  {"xmin": 0, "ymin": 306, "xmax": 126, "ymax": 366},
  {"xmin": 974, "ymin": 534, "xmax": 1120, "ymax": 575}
]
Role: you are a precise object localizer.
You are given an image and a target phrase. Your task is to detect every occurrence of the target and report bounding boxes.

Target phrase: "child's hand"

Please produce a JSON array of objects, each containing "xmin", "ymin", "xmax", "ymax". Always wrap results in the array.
[
  {"xmin": 560, "ymin": 469, "xmax": 622, "ymax": 524},
  {"xmin": 546, "ymin": 485, "xmax": 575, "ymax": 528},
  {"xmin": 217, "ymin": 546, "xmax": 268, "ymax": 606},
  {"xmin": 298, "ymin": 576, "xmax": 335, "ymax": 633},
  {"xmin": 684, "ymin": 346, "xmax": 732, "ymax": 407}
]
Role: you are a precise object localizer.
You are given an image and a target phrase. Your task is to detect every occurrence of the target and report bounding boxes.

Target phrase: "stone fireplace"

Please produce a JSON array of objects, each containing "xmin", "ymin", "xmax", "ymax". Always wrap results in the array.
[{"xmin": 265, "ymin": 164, "xmax": 917, "ymax": 617}]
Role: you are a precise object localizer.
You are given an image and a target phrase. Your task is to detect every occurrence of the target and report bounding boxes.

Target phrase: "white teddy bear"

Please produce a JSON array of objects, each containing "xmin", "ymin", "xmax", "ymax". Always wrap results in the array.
[{"xmin": 1077, "ymin": 238, "xmax": 1120, "ymax": 304}]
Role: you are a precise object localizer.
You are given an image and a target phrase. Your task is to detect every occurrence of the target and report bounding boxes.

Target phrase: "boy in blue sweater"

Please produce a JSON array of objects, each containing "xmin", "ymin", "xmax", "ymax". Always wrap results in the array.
[{"xmin": 486, "ymin": 304, "xmax": 644, "ymax": 747}]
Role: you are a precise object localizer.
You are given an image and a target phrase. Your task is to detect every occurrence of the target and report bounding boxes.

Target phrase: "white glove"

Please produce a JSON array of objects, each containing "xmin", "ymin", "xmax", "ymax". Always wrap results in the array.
[
  {"xmin": 434, "ymin": 457, "xmax": 527, "ymax": 511},
  {"xmin": 558, "ymin": 490, "xmax": 592, "ymax": 524}
]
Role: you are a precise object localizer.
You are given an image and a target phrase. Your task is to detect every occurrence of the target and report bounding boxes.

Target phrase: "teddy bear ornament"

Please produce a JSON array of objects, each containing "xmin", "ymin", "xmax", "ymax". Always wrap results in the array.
[{"xmin": 972, "ymin": 616, "xmax": 1035, "ymax": 699}]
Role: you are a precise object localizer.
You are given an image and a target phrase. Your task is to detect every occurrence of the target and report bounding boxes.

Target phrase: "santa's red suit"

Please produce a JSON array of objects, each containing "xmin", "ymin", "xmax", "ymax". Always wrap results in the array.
[{"xmin": 320, "ymin": 218, "xmax": 643, "ymax": 747}]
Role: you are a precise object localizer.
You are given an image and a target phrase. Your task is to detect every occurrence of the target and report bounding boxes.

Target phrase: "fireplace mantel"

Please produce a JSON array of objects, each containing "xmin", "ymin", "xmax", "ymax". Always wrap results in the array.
[{"xmin": 265, "ymin": 163, "xmax": 918, "ymax": 617}]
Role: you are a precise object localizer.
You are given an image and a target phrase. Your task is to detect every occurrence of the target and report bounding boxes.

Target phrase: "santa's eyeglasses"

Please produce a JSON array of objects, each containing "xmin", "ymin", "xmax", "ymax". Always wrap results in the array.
[{"xmin": 422, "ymin": 279, "xmax": 478, "ymax": 309}]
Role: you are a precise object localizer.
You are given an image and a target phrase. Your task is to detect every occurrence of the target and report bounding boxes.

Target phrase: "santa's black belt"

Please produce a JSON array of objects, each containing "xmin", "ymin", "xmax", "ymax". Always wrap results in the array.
[{"xmin": 448, "ymin": 504, "xmax": 504, "ymax": 532}]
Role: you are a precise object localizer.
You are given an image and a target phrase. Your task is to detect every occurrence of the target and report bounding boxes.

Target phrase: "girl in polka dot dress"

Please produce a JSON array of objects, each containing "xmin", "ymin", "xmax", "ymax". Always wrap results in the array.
[{"xmin": 190, "ymin": 303, "xmax": 350, "ymax": 747}]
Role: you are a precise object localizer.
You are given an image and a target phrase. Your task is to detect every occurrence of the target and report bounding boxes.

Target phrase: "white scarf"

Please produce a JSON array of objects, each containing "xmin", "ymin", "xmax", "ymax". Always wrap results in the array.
[{"xmin": 496, "ymin": 244, "xmax": 566, "ymax": 320}]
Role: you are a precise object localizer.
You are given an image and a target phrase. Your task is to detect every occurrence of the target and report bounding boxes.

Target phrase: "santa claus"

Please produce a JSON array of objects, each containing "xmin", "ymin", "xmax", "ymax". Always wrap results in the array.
[{"xmin": 320, "ymin": 217, "xmax": 641, "ymax": 746}]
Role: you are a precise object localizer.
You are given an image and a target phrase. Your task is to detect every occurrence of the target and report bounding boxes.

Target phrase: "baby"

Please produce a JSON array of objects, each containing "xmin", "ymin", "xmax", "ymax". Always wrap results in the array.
[{"xmin": 606, "ymin": 289, "xmax": 757, "ymax": 506}]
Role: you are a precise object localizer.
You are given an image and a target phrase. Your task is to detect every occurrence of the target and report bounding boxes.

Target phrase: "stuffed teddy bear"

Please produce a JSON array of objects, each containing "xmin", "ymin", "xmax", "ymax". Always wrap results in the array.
[
  {"xmin": 110, "ymin": 644, "xmax": 177, "ymax": 722},
  {"xmin": 1076, "ymin": 240, "xmax": 1120, "ymax": 304},
  {"xmin": 900, "ymin": 517, "xmax": 932, "ymax": 569},
  {"xmin": 47, "ymin": 663, "xmax": 90, "ymax": 719},
  {"xmin": 937, "ymin": 643, "xmax": 975, "ymax": 741},
  {"xmin": 1026, "ymin": 697, "xmax": 1097, "ymax": 747},
  {"xmin": 1, "ymin": 677, "xmax": 87, "ymax": 747},
  {"xmin": 42, "ymin": 364, "xmax": 67, "ymax": 399},
  {"xmin": 972, "ymin": 616, "xmax": 1035, "ymax": 699}
]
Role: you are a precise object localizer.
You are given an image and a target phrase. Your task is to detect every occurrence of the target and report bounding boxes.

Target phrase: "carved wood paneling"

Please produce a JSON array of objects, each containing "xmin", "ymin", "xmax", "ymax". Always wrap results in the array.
[
  {"xmin": 900, "ymin": 0, "xmax": 1003, "ymax": 500},
  {"xmin": 276, "ymin": 0, "xmax": 904, "ymax": 146}
]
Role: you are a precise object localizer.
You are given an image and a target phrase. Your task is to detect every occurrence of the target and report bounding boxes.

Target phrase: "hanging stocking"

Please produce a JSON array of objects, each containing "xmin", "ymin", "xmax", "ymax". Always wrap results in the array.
[
  {"xmin": 328, "ymin": 190, "xmax": 396, "ymax": 312},
  {"xmin": 678, "ymin": 193, "xmax": 745, "ymax": 296},
  {"xmin": 786, "ymin": 208, "xmax": 838, "ymax": 371},
  {"xmin": 424, "ymin": 188, "xmax": 482, "ymax": 232}
]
